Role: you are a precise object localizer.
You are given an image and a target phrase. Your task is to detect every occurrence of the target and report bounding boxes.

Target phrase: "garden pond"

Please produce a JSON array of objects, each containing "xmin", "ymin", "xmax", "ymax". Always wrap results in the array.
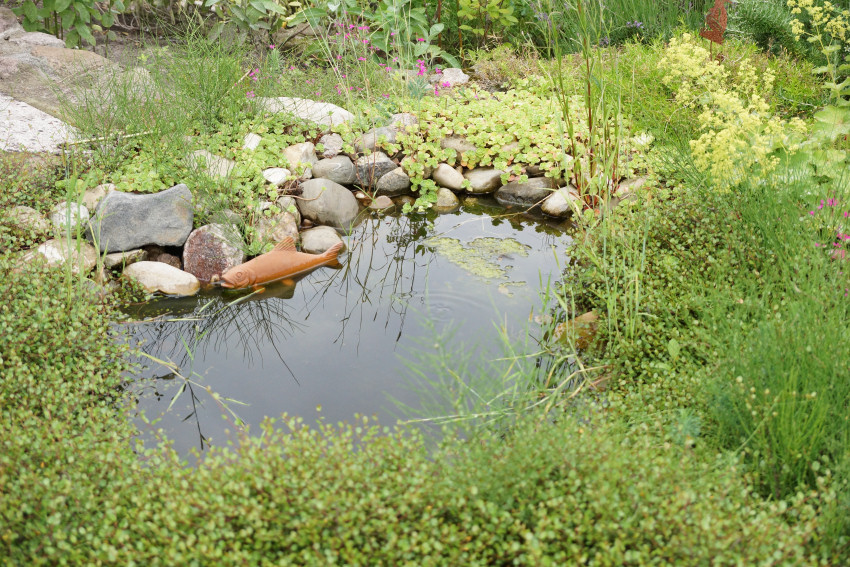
[{"xmin": 121, "ymin": 197, "xmax": 573, "ymax": 457}]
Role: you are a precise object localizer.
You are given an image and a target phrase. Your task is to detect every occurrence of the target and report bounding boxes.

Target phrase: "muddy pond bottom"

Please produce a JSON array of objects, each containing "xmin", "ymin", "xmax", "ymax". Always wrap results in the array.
[{"xmin": 123, "ymin": 199, "xmax": 572, "ymax": 457}]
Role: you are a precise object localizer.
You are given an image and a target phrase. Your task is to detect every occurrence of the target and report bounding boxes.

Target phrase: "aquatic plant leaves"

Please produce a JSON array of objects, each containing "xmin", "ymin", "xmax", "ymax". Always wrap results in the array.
[{"xmin": 699, "ymin": 0, "xmax": 730, "ymax": 45}]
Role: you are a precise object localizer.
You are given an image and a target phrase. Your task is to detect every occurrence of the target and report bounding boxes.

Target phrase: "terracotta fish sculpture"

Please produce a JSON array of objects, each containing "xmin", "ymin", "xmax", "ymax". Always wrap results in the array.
[
  {"xmin": 700, "ymin": 0, "xmax": 730, "ymax": 45},
  {"xmin": 219, "ymin": 237, "xmax": 344, "ymax": 289}
]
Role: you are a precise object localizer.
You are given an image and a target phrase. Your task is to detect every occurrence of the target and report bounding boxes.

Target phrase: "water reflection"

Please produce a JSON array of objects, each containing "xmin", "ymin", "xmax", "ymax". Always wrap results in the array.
[{"xmin": 124, "ymin": 198, "xmax": 573, "ymax": 457}]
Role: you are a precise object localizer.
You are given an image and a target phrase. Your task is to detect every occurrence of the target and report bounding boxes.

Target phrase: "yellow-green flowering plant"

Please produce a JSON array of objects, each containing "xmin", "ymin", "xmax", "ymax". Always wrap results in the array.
[{"xmin": 661, "ymin": 33, "xmax": 806, "ymax": 191}]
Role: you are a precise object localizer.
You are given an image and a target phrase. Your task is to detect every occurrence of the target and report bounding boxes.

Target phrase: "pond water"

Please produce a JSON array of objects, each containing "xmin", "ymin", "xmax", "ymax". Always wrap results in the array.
[{"xmin": 121, "ymin": 197, "xmax": 573, "ymax": 457}]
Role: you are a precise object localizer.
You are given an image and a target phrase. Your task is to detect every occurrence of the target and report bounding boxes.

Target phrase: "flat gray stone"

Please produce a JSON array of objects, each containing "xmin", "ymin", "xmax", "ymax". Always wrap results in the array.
[
  {"xmin": 431, "ymin": 68, "xmax": 469, "ymax": 86},
  {"xmin": 0, "ymin": 94, "xmax": 76, "ymax": 152},
  {"xmin": 464, "ymin": 168, "xmax": 504, "ymax": 194},
  {"xmin": 495, "ymin": 177, "xmax": 557, "ymax": 209},
  {"xmin": 88, "ymin": 184, "xmax": 194, "ymax": 253},
  {"xmin": 432, "ymin": 163, "xmax": 464, "ymax": 190},
  {"xmin": 440, "ymin": 135, "xmax": 476, "ymax": 160},
  {"xmin": 375, "ymin": 167, "xmax": 411, "ymax": 197},
  {"xmin": 312, "ymin": 156, "xmax": 356, "ymax": 185},
  {"xmin": 260, "ymin": 96, "xmax": 354, "ymax": 127},
  {"xmin": 297, "ymin": 178, "xmax": 360, "ymax": 230},
  {"xmin": 104, "ymin": 249, "xmax": 147, "ymax": 269},
  {"xmin": 300, "ymin": 226, "xmax": 345, "ymax": 254},
  {"xmin": 123, "ymin": 261, "xmax": 200, "ymax": 296}
]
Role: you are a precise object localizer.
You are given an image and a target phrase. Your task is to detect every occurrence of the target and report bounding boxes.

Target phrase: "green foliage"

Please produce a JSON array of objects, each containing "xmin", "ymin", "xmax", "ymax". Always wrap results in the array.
[
  {"xmin": 206, "ymin": 0, "xmax": 298, "ymax": 44},
  {"xmin": 15, "ymin": 0, "xmax": 123, "ymax": 47},
  {"xmin": 729, "ymin": 0, "xmax": 805, "ymax": 56}
]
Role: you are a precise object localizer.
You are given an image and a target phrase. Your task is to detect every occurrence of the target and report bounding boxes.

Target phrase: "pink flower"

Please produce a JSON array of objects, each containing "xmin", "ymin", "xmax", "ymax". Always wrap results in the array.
[
  {"xmin": 268, "ymin": 44, "xmax": 276, "ymax": 49},
  {"xmin": 441, "ymin": 81, "xmax": 451, "ymax": 88},
  {"xmin": 416, "ymin": 37, "xmax": 425, "ymax": 42},
  {"xmin": 246, "ymin": 90, "xmax": 255, "ymax": 98},
  {"xmin": 358, "ymin": 57, "xmax": 366, "ymax": 61},
  {"xmin": 390, "ymin": 32, "xmax": 397, "ymax": 36}
]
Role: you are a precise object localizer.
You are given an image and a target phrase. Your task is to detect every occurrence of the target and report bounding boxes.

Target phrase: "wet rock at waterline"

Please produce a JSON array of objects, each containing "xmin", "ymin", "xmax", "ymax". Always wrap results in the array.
[
  {"xmin": 354, "ymin": 126, "xmax": 397, "ymax": 153},
  {"xmin": 187, "ymin": 150, "xmax": 235, "ymax": 179},
  {"xmin": 123, "ymin": 261, "xmax": 200, "ymax": 296},
  {"xmin": 495, "ymin": 177, "xmax": 557, "ymax": 210},
  {"xmin": 318, "ymin": 133, "xmax": 344, "ymax": 158},
  {"xmin": 354, "ymin": 152, "xmax": 397, "ymax": 189},
  {"xmin": 464, "ymin": 168, "xmax": 504, "ymax": 194},
  {"xmin": 182, "ymin": 224, "xmax": 246, "ymax": 282},
  {"xmin": 300, "ymin": 226, "xmax": 345, "ymax": 255},
  {"xmin": 262, "ymin": 167, "xmax": 291, "ymax": 186},
  {"xmin": 435, "ymin": 188, "xmax": 460, "ymax": 211},
  {"xmin": 243, "ymin": 132, "xmax": 262, "ymax": 151},
  {"xmin": 6, "ymin": 205, "xmax": 49, "ymax": 233},
  {"xmin": 49, "ymin": 201, "xmax": 89, "ymax": 233},
  {"xmin": 375, "ymin": 167, "xmax": 411, "ymax": 197},
  {"xmin": 297, "ymin": 178, "xmax": 360, "ymax": 229},
  {"xmin": 541, "ymin": 186, "xmax": 580, "ymax": 218},
  {"xmin": 432, "ymin": 163, "xmax": 465, "ymax": 191},
  {"xmin": 88, "ymin": 184, "xmax": 193, "ymax": 253},
  {"xmin": 312, "ymin": 156, "xmax": 356, "ymax": 185},
  {"xmin": 260, "ymin": 97, "xmax": 354, "ymax": 127},
  {"xmin": 104, "ymin": 249, "xmax": 148, "ymax": 269},
  {"xmin": 24, "ymin": 238, "xmax": 98, "ymax": 275},
  {"xmin": 283, "ymin": 142, "xmax": 318, "ymax": 179},
  {"xmin": 254, "ymin": 211, "xmax": 300, "ymax": 247},
  {"xmin": 369, "ymin": 195, "xmax": 395, "ymax": 211},
  {"xmin": 82, "ymin": 183, "xmax": 116, "ymax": 211}
]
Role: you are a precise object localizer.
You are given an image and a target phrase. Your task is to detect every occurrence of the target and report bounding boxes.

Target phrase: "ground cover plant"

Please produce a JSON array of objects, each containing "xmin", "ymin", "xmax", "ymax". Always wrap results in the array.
[{"xmin": 5, "ymin": 0, "xmax": 850, "ymax": 562}]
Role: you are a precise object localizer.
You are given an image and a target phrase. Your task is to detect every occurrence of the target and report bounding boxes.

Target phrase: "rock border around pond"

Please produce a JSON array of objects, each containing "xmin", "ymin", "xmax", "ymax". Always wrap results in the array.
[{"xmin": 13, "ymin": 94, "xmax": 645, "ymax": 299}]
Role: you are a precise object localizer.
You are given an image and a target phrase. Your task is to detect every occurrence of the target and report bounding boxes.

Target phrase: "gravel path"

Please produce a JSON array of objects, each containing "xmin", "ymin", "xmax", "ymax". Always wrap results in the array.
[{"xmin": 0, "ymin": 94, "xmax": 75, "ymax": 153}]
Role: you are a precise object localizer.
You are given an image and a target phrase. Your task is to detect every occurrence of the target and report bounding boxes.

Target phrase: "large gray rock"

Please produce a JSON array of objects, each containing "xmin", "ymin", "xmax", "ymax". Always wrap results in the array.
[
  {"xmin": 260, "ymin": 97, "xmax": 354, "ymax": 127},
  {"xmin": 0, "ymin": 8, "xmax": 22, "ymax": 39},
  {"xmin": 495, "ymin": 177, "xmax": 557, "ymax": 209},
  {"xmin": 182, "ymin": 223, "xmax": 245, "ymax": 282},
  {"xmin": 432, "ymin": 163, "xmax": 465, "ymax": 191},
  {"xmin": 541, "ymin": 186, "xmax": 581, "ymax": 218},
  {"xmin": 464, "ymin": 168, "xmax": 504, "ymax": 194},
  {"xmin": 354, "ymin": 152, "xmax": 396, "ymax": 189},
  {"xmin": 312, "ymin": 155, "xmax": 356, "ymax": 185},
  {"xmin": 88, "ymin": 184, "xmax": 194, "ymax": 253},
  {"xmin": 375, "ymin": 167, "xmax": 411, "ymax": 197},
  {"xmin": 431, "ymin": 68, "xmax": 469, "ymax": 86},
  {"xmin": 243, "ymin": 132, "xmax": 262, "ymax": 150},
  {"xmin": 300, "ymin": 226, "xmax": 345, "ymax": 254},
  {"xmin": 262, "ymin": 167, "xmax": 291, "ymax": 186},
  {"xmin": 297, "ymin": 178, "xmax": 360, "ymax": 230},
  {"xmin": 388, "ymin": 112, "xmax": 418, "ymax": 132},
  {"xmin": 354, "ymin": 126, "xmax": 397, "ymax": 153},
  {"xmin": 123, "ymin": 261, "xmax": 200, "ymax": 296},
  {"xmin": 283, "ymin": 142, "xmax": 318, "ymax": 179},
  {"xmin": 0, "ymin": 94, "xmax": 76, "ymax": 153}
]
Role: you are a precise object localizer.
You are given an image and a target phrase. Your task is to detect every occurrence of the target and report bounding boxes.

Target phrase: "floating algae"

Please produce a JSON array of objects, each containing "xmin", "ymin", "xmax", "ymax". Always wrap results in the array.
[{"xmin": 425, "ymin": 236, "xmax": 530, "ymax": 281}]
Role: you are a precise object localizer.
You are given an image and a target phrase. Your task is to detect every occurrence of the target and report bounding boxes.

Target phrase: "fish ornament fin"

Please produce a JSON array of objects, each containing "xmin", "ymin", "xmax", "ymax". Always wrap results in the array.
[
  {"xmin": 273, "ymin": 237, "xmax": 297, "ymax": 253},
  {"xmin": 282, "ymin": 278, "xmax": 296, "ymax": 286}
]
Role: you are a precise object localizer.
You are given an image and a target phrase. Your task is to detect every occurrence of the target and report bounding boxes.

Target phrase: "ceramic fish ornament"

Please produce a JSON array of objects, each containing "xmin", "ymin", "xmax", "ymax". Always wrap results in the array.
[
  {"xmin": 219, "ymin": 237, "xmax": 343, "ymax": 289},
  {"xmin": 700, "ymin": 0, "xmax": 730, "ymax": 45}
]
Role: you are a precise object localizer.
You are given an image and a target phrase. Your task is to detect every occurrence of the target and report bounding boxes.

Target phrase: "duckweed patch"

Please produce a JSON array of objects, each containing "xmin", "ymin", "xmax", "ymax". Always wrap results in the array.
[{"xmin": 426, "ymin": 236, "xmax": 530, "ymax": 281}]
